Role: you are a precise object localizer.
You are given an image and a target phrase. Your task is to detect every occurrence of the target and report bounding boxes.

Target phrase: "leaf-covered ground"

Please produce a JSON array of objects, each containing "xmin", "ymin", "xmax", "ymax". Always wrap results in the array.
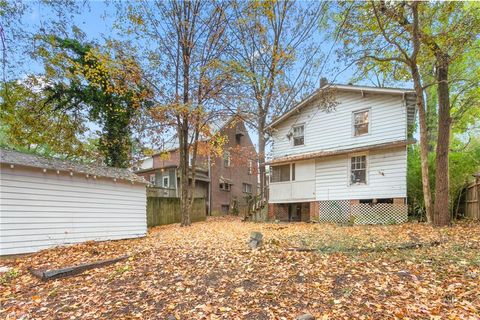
[{"xmin": 1, "ymin": 217, "xmax": 479, "ymax": 319}]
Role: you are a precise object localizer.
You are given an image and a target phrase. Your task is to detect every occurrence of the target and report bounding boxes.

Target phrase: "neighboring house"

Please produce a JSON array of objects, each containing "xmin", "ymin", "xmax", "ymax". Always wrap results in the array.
[
  {"xmin": 135, "ymin": 115, "xmax": 258, "ymax": 216},
  {"xmin": 266, "ymin": 84, "xmax": 416, "ymax": 224},
  {"xmin": 0, "ymin": 149, "xmax": 148, "ymax": 255}
]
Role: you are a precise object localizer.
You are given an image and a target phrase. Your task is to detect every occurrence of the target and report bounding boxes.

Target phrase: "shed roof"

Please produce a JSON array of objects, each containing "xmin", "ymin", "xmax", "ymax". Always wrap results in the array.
[
  {"xmin": 267, "ymin": 84, "xmax": 416, "ymax": 130},
  {"xmin": 0, "ymin": 148, "xmax": 148, "ymax": 184}
]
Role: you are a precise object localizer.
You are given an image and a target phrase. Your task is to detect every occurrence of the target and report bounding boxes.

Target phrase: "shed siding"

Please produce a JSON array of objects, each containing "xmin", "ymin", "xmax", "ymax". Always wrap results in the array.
[
  {"xmin": 0, "ymin": 165, "xmax": 147, "ymax": 255},
  {"xmin": 315, "ymin": 147, "xmax": 407, "ymax": 200},
  {"xmin": 271, "ymin": 91, "xmax": 407, "ymax": 158}
]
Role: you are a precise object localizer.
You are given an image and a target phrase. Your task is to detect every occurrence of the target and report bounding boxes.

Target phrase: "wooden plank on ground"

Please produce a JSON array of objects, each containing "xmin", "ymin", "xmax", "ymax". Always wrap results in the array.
[{"xmin": 29, "ymin": 255, "xmax": 129, "ymax": 281}]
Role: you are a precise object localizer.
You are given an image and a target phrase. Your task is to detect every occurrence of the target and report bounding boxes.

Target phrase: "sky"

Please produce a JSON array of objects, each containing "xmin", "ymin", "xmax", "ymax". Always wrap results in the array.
[
  {"xmin": 21, "ymin": 0, "xmax": 357, "ymax": 83},
  {"xmin": 14, "ymin": 0, "xmax": 393, "ymax": 156}
]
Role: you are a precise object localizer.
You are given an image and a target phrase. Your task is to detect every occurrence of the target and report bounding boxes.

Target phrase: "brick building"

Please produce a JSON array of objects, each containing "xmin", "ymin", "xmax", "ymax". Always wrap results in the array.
[{"xmin": 135, "ymin": 116, "xmax": 258, "ymax": 216}]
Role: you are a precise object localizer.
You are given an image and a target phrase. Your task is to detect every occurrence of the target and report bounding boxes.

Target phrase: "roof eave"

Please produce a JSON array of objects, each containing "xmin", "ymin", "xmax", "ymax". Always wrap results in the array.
[{"xmin": 267, "ymin": 139, "xmax": 416, "ymax": 165}]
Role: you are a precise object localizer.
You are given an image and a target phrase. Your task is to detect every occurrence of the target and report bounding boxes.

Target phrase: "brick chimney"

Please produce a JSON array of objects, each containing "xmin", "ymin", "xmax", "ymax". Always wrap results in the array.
[{"xmin": 320, "ymin": 77, "xmax": 328, "ymax": 88}]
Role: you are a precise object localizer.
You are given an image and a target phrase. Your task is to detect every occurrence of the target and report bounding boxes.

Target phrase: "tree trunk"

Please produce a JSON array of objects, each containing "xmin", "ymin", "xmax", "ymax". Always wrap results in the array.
[
  {"xmin": 180, "ymin": 29, "xmax": 192, "ymax": 226},
  {"xmin": 433, "ymin": 53, "xmax": 451, "ymax": 227},
  {"xmin": 179, "ymin": 118, "xmax": 191, "ymax": 227},
  {"xmin": 411, "ymin": 66, "xmax": 434, "ymax": 222},
  {"xmin": 410, "ymin": 3, "xmax": 433, "ymax": 223}
]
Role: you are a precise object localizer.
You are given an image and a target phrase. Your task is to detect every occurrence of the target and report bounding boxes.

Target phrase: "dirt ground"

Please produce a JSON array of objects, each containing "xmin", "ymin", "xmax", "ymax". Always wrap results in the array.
[{"xmin": 1, "ymin": 217, "xmax": 479, "ymax": 319}]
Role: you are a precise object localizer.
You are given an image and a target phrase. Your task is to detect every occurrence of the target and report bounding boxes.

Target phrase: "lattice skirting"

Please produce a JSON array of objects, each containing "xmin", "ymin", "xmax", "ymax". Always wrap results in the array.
[{"xmin": 318, "ymin": 200, "xmax": 407, "ymax": 225}]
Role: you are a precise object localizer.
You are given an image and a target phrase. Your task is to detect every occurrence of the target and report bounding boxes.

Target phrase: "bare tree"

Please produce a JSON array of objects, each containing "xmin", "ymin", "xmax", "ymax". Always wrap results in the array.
[
  {"xmin": 119, "ymin": 0, "xmax": 231, "ymax": 226},
  {"xmin": 226, "ymin": 0, "xmax": 327, "ymax": 201}
]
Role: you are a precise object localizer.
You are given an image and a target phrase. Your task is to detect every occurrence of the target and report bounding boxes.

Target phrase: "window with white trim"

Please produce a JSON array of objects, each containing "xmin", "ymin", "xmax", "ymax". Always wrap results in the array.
[
  {"xmin": 353, "ymin": 109, "xmax": 370, "ymax": 136},
  {"xmin": 243, "ymin": 183, "xmax": 252, "ymax": 193},
  {"xmin": 162, "ymin": 176, "xmax": 169, "ymax": 188},
  {"xmin": 350, "ymin": 155, "xmax": 367, "ymax": 184},
  {"xmin": 292, "ymin": 124, "xmax": 305, "ymax": 146},
  {"xmin": 219, "ymin": 182, "xmax": 231, "ymax": 191},
  {"xmin": 247, "ymin": 159, "xmax": 253, "ymax": 175},
  {"xmin": 271, "ymin": 164, "xmax": 291, "ymax": 183},
  {"xmin": 149, "ymin": 174, "xmax": 156, "ymax": 185},
  {"xmin": 223, "ymin": 151, "xmax": 231, "ymax": 167}
]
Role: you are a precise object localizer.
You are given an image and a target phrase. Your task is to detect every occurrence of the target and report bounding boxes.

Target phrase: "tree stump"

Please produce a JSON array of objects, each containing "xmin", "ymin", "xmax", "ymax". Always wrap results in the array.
[{"xmin": 249, "ymin": 231, "xmax": 263, "ymax": 249}]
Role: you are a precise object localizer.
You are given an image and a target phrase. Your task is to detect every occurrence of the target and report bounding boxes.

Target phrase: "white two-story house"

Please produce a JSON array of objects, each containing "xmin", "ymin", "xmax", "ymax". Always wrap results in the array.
[{"xmin": 266, "ymin": 84, "xmax": 416, "ymax": 224}]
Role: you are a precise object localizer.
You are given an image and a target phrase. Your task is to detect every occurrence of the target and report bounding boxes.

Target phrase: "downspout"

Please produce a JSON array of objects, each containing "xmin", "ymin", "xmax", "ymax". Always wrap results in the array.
[
  {"xmin": 208, "ymin": 154, "xmax": 211, "ymax": 215},
  {"xmin": 175, "ymin": 167, "xmax": 179, "ymax": 197},
  {"xmin": 403, "ymin": 93, "xmax": 409, "ymax": 210}
]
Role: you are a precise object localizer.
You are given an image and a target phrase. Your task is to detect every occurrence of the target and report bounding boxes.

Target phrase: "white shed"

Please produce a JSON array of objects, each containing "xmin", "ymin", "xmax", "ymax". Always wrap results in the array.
[{"xmin": 0, "ymin": 149, "xmax": 148, "ymax": 255}]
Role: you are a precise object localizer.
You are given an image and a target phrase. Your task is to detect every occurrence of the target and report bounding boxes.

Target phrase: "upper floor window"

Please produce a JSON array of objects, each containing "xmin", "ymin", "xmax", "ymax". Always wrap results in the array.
[
  {"xmin": 219, "ymin": 182, "xmax": 231, "ymax": 191},
  {"xmin": 350, "ymin": 155, "xmax": 367, "ymax": 185},
  {"xmin": 353, "ymin": 109, "xmax": 370, "ymax": 136},
  {"xmin": 243, "ymin": 183, "xmax": 252, "ymax": 193},
  {"xmin": 223, "ymin": 151, "xmax": 231, "ymax": 167},
  {"xmin": 188, "ymin": 152, "xmax": 193, "ymax": 166},
  {"xmin": 271, "ymin": 163, "xmax": 295, "ymax": 183},
  {"xmin": 292, "ymin": 124, "xmax": 305, "ymax": 146},
  {"xmin": 162, "ymin": 176, "xmax": 169, "ymax": 188},
  {"xmin": 247, "ymin": 159, "xmax": 253, "ymax": 175}
]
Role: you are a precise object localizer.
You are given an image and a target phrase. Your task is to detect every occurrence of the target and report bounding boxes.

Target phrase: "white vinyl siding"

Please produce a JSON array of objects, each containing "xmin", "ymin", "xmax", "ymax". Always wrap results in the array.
[
  {"xmin": 271, "ymin": 91, "xmax": 407, "ymax": 158},
  {"xmin": 315, "ymin": 147, "xmax": 407, "ymax": 201},
  {"xmin": 0, "ymin": 165, "xmax": 147, "ymax": 255},
  {"xmin": 269, "ymin": 160, "xmax": 315, "ymax": 203}
]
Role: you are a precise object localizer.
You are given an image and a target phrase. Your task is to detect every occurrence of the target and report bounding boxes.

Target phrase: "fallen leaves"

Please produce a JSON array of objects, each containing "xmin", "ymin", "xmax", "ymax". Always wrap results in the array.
[{"xmin": 0, "ymin": 217, "xmax": 479, "ymax": 319}]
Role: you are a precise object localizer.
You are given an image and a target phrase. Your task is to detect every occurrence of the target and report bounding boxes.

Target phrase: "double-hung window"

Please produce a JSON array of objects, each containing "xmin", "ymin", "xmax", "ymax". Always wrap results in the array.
[
  {"xmin": 247, "ymin": 159, "xmax": 253, "ymax": 175},
  {"xmin": 353, "ymin": 109, "xmax": 370, "ymax": 136},
  {"xmin": 220, "ymin": 182, "xmax": 231, "ymax": 191},
  {"xmin": 243, "ymin": 183, "xmax": 252, "ymax": 193},
  {"xmin": 223, "ymin": 151, "xmax": 231, "ymax": 167},
  {"xmin": 162, "ymin": 176, "xmax": 169, "ymax": 188},
  {"xmin": 292, "ymin": 124, "xmax": 305, "ymax": 146},
  {"xmin": 350, "ymin": 155, "xmax": 367, "ymax": 185},
  {"xmin": 149, "ymin": 174, "xmax": 156, "ymax": 185}
]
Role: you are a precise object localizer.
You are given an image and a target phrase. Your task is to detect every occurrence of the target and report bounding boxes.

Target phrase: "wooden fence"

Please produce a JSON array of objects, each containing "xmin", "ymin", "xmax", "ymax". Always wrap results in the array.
[
  {"xmin": 465, "ymin": 178, "xmax": 479, "ymax": 220},
  {"xmin": 146, "ymin": 197, "xmax": 206, "ymax": 227},
  {"xmin": 147, "ymin": 186, "xmax": 177, "ymax": 198}
]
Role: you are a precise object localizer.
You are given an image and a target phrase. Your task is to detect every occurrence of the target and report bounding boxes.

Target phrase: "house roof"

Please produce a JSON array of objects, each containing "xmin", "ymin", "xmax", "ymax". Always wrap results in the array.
[
  {"xmin": 151, "ymin": 113, "xmax": 241, "ymax": 156},
  {"xmin": 0, "ymin": 148, "xmax": 148, "ymax": 184},
  {"xmin": 267, "ymin": 83, "xmax": 416, "ymax": 130},
  {"xmin": 267, "ymin": 139, "xmax": 416, "ymax": 165}
]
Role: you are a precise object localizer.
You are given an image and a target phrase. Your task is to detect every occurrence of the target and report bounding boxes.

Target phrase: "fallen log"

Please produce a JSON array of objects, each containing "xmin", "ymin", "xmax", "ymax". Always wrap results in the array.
[
  {"xmin": 286, "ymin": 240, "xmax": 443, "ymax": 253},
  {"xmin": 29, "ymin": 255, "xmax": 129, "ymax": 281}
]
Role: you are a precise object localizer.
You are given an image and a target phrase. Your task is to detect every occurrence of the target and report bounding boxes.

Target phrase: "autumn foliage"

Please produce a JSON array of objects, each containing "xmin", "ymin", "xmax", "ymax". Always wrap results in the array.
[{"xmin": 1, "ymin": 218, "xmax": 479, "ymax": 319}]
